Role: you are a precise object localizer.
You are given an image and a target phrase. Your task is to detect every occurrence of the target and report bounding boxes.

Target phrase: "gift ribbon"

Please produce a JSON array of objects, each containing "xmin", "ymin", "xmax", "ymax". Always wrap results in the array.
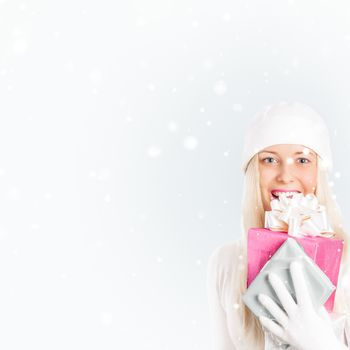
[{"xmin": 264, "ymin": 192, "xmax": 335, "ymax": 238}]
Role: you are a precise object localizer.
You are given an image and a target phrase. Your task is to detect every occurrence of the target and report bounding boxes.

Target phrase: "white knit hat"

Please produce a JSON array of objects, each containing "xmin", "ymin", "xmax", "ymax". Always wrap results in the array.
[{"xmin": 241, "ymin": 102, "xmax": 333, "ymax": 173}]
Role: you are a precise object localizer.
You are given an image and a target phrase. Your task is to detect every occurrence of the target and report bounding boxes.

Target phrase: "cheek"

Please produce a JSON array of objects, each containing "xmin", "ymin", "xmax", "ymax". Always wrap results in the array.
[{"xmin": 302, "ymin": 170, "xmax": 317, "ymax": 189}]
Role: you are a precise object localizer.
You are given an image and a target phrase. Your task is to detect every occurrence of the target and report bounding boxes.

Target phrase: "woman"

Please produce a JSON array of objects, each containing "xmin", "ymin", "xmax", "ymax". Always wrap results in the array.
[{"xmin": 206, "ymin": 102, "xmax": 350, "ymax": 350}]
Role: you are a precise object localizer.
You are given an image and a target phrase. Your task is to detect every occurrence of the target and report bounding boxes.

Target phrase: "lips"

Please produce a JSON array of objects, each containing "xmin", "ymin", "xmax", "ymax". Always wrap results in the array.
[{"xmin": 270, "ymin": 189, "xmax": 301, "ymax": 200}]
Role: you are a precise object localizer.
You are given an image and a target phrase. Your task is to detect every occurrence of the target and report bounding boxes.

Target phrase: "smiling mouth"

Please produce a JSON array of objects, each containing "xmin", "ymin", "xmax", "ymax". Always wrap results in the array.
[{"xmin": 270, "ymin": 191, "xmax": 301, "ymax": 200}]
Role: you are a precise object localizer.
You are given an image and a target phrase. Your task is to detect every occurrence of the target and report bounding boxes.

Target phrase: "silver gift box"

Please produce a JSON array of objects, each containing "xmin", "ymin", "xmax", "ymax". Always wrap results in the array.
[{"xmin": 242, "ymin": 237, "xmax": 336, "ymax": 321}]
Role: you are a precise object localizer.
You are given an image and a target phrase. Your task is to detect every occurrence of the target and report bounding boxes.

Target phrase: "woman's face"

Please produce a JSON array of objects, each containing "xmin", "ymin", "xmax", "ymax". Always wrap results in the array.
[{"xmin": 258, "ymin": 144, "xmax": 318, "ymax": 211}]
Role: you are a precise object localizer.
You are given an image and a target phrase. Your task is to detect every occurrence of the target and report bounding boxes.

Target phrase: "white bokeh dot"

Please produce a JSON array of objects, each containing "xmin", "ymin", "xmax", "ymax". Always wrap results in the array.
[
  {"xmin": 202, "ymin": 59, "xmax": 213, "ymax": 70},
  {"xmin": 100, "ymin": 312, "xmax": 113, "ymax": 326},
  {"xmin": 302, "ymin": 147, "xmax": 310, "ymax": 155},
  {"xmin": 213, "ymin": 80, "xmax": 227, "ymax": 95},
  {"xmin": 168, "ymin": 121, "xmax": 178, "ymax": 132},
  {"xmin": 232, "ymin": 103, "xmax": 243, "ymax": 112},
  {"xmin": 183, "ymin": 136, "xmax": 198, "ymax": 150},
  {"xmin": 44, "ymin": 192, "xmax": 52, "ymax": 200},
  {"xmin": 197, "ymin": 211, "xmax": 205, "ymax": 220},
  {"xmin": 13, "ymin": 39, "xmax": 28, "ymax": 54},
  {"xmin": 8, "ymin": 187, "xmax": 21, "ymax": 200},
  {"xmin": 222, "ymin": 13, "xmax": 231, "ymax": 21},
  {"xmin": 148, "ymin": 145, "xmax": 163, "ymax": 158},
  {"xmin": 147, "ymin": 83, "xmax": 156, "ymax": 91},
  {"xmin": 97, "ymin": 168, "xmax": 111, "ymax": 181},
  {"xmin": 89, "ymin": 69, "xmax": 102, "ymax": 83}
]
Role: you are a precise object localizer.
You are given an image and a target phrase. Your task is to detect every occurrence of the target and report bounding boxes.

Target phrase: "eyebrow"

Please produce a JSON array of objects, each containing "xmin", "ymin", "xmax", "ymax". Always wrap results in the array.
[{"xmin": 259, "ymin": 150, "xmax": 316, "ymax": 157}]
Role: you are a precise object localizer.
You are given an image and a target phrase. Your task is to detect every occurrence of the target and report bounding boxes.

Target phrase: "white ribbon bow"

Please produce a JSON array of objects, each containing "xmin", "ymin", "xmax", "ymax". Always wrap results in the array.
[{"xmin": 264, "ymin": 192, "xmax": 335, "ymax": 238}]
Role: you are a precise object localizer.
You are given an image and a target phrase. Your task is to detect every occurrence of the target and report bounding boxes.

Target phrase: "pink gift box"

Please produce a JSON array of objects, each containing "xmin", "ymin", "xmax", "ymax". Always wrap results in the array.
[{"xmin": 247, "ymin": 227, "xmax": 344, "ymax": 312}]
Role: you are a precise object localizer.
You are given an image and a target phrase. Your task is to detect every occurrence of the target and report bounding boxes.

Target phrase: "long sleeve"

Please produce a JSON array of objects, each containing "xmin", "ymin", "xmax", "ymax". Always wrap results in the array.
[
  {"xmin": 334, "ymin": 263, "xmax": 350, "ymax": 347},
  {"xmin": 206, "ymin": 243, "xmax": 239, "ymax": 350}
]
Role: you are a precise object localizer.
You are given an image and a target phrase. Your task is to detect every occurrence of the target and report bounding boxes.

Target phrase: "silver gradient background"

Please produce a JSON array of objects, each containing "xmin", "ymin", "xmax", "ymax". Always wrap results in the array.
[{"xmin": 1, "ymin": 0, "xmax": 350, "ymax": 349}]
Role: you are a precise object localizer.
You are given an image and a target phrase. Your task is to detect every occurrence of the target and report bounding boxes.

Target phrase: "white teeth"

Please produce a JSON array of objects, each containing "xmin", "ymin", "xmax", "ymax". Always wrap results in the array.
[{"xmin": 272, "ymin": 191, "xmax": 299, "ymax": 198}]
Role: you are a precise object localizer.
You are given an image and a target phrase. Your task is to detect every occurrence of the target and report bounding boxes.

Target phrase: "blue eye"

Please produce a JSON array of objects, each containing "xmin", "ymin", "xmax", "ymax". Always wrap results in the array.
[
  {"xmin": 263, "ymin": 157, "xmax": 277, "ymax": 163},
  {"xmin": 298, "ymin": 158, "xmax": 310, "ymax": 164}
]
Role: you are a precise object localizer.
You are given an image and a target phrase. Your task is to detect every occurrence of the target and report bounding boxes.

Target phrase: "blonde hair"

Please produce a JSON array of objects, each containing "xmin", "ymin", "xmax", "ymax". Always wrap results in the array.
[{"xmin": 237, "ymin": 153, "xmax": 350, "ymax": 349}]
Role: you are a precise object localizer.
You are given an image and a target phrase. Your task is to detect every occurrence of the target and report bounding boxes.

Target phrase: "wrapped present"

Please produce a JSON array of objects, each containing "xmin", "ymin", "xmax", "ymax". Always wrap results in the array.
[
  {"xmin": 242, "ymin": 237, "xmax": 336, "ymax": 320},
  {"xmin": 247, "ymin": 193, "xmax": 344, "ymax": 312},
  {"xmin": 264, "ymin": 312, "xmax": 348, "ymax": 349}
]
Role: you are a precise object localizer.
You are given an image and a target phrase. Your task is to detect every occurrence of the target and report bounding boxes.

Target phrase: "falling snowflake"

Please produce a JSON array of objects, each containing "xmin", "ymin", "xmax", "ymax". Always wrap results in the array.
[
  {"xmin": 0, "ymin": 227, "xmax": 8, "ymax": 240},
  {"xmin": 192, "ymin": 20, "xmax": 199, "ymax": 28},
  {"xmin": 138, "ymin": 59, "xmax": 148, "ymax": 69},
  {"xmin": 136, "ymin": 16, "xmax": 147, "ymax": 27},
  {"xmin": 89, "ymin": 69, "xmax": 102, "ymax": 83},
  {"xmin": 187, "ymin": 75, "xmax": 195, "ymax": 82},
  {"xmin": 197, "ymin": 211, "xmax": 205, "ymax": 220},
  {"xmin": 302, "ymin": 148, "xmax": 310, "ymax": 155},
  {"xmin": 213, "ymin": 80, "xmax": 227, "ymax": 95},
  {"xmin": 202, "ymin": 59, "xmax": 213, "ymax": 70},
  {"xmin": 97, "ymin": 168, "xmax": 111, "ymax": 181},
  {"xmin": 100, "ymin": 312, "xmax": 113, "ymax": 326},
  {"xmin": 8, "ymin": 187, "xmax": 20, "ymax": 200},
  {"xmin": 89, "ymin": 170, "xmax": 97, "ymax": 178},
  {"xmin": 19, "ymin": 3, "xmax": 28, "ymax": 11},
  {"xmin": 183, "ymin": 136, "xmax": 198, "ymax": 150},
  {"xmin": 222, "ymin": 13, "xmax": 231, "ymax": 21},
  {"xmin": 13, "ymin": 39, "xmax": 28, "ymax": 54},
  {"xmin": 63, "ymin": 61, "xmax": 74, "ymax": 72},
  {"xmin": 168, "ymin": 121, "xmax": 178, "ymax": 132},
  {"xmin": 147, "ymin": 145, "xmax": 163, "ymax": 158},
  {"xmin": 232, "ymin": 103, "xmax": 243, "ymax": 112},
  {"xmin": 147, "ymin": 83, "xmax": 156, "ymax": 91},
  {"xmin": 96, "ymin": 240, "xmax": 104, "ymax": 247},
  {"xmin": 44, "ymin": 192, "xmax": 52, "ymax": 200},
  {"xmin": 139, "ymin": 213, "xmax": 148, "ymax": 221}
]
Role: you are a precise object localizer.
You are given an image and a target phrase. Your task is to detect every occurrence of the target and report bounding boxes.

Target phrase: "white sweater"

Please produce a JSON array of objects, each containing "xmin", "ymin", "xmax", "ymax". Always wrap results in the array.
[{"xmin": 206, "ymin": 239, "xmax": 350, "ymax": 350}]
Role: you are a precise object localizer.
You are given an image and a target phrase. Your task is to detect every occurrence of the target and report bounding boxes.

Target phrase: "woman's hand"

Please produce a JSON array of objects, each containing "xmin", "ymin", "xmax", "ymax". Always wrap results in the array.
[{"xmin": 257, "ymin": 261, "xmax": 347, "ymax": 350}]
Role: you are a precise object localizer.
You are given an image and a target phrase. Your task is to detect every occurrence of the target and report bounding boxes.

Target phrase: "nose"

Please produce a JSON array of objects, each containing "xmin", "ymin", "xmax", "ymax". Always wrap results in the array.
[{"xmin": 276, "ymin": 163, "xmax": 295, "ymax": 183}]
